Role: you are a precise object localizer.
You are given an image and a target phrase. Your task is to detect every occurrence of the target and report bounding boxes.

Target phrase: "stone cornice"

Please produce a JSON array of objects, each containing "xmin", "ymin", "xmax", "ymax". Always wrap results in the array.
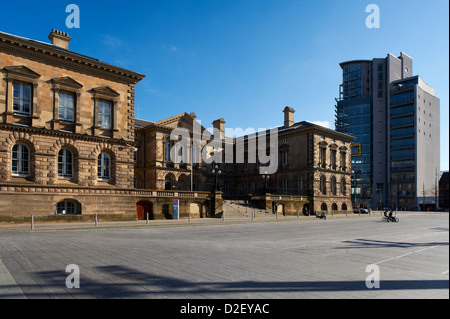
[
  {"xmin": 0, "ymin": 123, "xmax": 136, "ymax": 147},
  {"xmin": 0, "ymin": 32, "xmax": 145, "ymax": 84},
  {"xmin": 277, "ymin": 126, "xmax": 356, "ymax": 143}
]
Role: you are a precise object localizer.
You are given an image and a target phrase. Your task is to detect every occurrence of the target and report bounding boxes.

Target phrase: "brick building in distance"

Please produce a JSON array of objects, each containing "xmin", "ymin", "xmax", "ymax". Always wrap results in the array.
[{"xmin": 439, "ymin": 171, "xmax": 449, "ymax": 210}]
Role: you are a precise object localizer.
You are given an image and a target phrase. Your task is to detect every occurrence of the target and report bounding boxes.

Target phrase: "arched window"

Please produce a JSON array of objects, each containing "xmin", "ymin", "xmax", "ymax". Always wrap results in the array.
[
  {"xmin": 98, "ymin": 153, "xmax": 111, "ymax": 181},
  {"xmin": 57, "ymin": 200, "xmax": 81, "ymax": 215},
  {"xmin": 331, "ymin": 176, "xmax": 337, "ymax": 195},
  {"xmin": 341, "ymin": 178, "xmax": 347, "ymax": 195},
  {"xmin": 165, "ymin": 173, "xmax": 176, "ymax": 191},
  {"xmin": 342, "ymin": 203, "xmax": 348, "ymax": 211},
  {"xmin": 321, "ymin": 203, "xmax": 328, "ymax": 211},
  {"xmin": 12, "ymin": 144, "xmax": 30, "ymax": 176},
  {"xmin": 58, "ymin": 149, "xmax": 73, "ymax": 178},
  {"xmin": 332, "ymin": 203, "xmax": 338, "ymax": 211},
  {"xmin": 320, "ymin": 175, "xmax": 327, "ymax": 195}
]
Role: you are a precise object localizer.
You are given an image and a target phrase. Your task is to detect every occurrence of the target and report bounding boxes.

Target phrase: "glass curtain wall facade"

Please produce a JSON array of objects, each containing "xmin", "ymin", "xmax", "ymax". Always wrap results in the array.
[
  {"xmin": 337, "ymin": 62, "xmax": 373, "ymax": 209},
  {"xmin": 336, "ymin": 53, "xmax": 440, "ymax": 211}
]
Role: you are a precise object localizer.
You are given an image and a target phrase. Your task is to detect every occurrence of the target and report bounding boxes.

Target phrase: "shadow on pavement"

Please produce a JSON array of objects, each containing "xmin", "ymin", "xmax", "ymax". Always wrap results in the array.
[{"xmin": 1, "ymin": 264, "xmax": 448, "ymax": 299}]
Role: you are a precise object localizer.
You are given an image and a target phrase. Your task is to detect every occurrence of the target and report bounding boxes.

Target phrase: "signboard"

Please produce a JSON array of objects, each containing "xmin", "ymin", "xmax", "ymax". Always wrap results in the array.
[
  {"xmin": 351, "ymin": 144, "xmax": 362, "ymax": 157},
  {"xmin": 173, "ymin": 200, "xmax": 179, "ymax": 220}
]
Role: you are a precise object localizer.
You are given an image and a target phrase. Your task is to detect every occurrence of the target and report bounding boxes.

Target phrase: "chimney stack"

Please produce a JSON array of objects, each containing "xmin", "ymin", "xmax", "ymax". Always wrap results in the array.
[
  {"xmin": 283, "ymin": 107, "xmax": 295, "ymax": 127},
  {"xmin": 48, "ymin": 29, "xmax": 71, "ymax": 50},
  {"xmin": 213, "ymin": 118, "xmax": 226, "ymax": 139}
]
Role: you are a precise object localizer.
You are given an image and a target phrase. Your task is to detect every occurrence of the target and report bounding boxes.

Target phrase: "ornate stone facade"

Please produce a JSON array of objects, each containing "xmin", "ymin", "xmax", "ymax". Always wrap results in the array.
[
  {"xmin": 136, "ymin": 108, "xmax": 356, "ymax": 215},
  {"xmin": 229, "ymin": 112, "xmax": 356, "ymax": 215},
  {"xmin": 0, "ymin": 29, "xmax": 144, "ymax": 218},
  {"xmin": 135, "ymin": 113, "xmax": 214, "ymax": 192},
  {"xmin": 0, "ymin": 29, "xmax": 354, "ymax": 221}
]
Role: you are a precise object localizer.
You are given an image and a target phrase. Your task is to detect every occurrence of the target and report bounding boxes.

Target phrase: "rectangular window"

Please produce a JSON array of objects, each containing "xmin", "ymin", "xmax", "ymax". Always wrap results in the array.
[
  {"xmin": 98, "ymin": 101, "xmax": 112, "ymax": 129},
  {"xmin": 297, "ymin": 178, "xmax": 304, "ymax": 192},
  {"xmin": 391, "ymin": 127, "xmax": 414, "ymax": 139},
  {"xmin": 330, "ymin": 150, "xmax": 337, "ymax": 168},
  {"xmin": 13, "ymin": 82, "xmax": 32, "ymax": 115},
  {"xmin": 390, "ymin": 116, "xmax": 414, "ymax": 128},
  {"xmin": 390, "ymin": 138, "xmax": 415, "ymax": 150},
  {"xmin": 165, "ymin": 140, "xmax": 171, "ymax": 162},
  {"xmin": 319, "ymin": 148, "xmax": 326, "ymax": 166},
  {"xmin": 340, "ymin": 152, "xmax": 347, "ymax": 170},
  {"xmin": 281, "ymin": 151, "xmax": 288, "ymax": 166},
  {"xmin": 391, "ymin": 92, "xmax": 414, "ymax": 107},
  {"xmin": 391, "ymin": 149, "xmax": 414, "ymax": 161},
  {"xmin": 391, "ymin": 104, "xmax": 414, "ymax": 118},
  {"xmin": 59, "ymin": 92, "xmax": 75, "ymax": 123},
  {"xmin": 282, "ymin": 179, "xmax": 288, "ymax": 192}
]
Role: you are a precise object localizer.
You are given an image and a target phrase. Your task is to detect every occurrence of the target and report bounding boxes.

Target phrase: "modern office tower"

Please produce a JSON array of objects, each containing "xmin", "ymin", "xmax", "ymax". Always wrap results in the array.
[{"xmin": 336, "ymin": 52, "xmax": 440, "ymax": 210}]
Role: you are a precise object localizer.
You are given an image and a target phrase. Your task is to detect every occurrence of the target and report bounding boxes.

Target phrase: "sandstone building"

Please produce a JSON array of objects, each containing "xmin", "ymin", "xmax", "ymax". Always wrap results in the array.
[
  {"xmin": 135, "ymin": 107, "xmax": 356, "ymax": 215},
  {"xmin": 0, "ymin": 29, "xmax": 146, "ymax": 219},
  {"xmin": 0, "ymin": 30, "xmax": 220, "ymax": 222},
  {"xmin": 1, "ymin": 29, "xmax": 355, "ymax": 222}
]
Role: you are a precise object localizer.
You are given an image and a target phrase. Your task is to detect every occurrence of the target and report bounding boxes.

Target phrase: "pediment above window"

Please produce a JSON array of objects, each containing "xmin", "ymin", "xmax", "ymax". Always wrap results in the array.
[
  {"xmin": 89, "ymin": 86, "xmax": 120, "ymax": 99},
  {"xmin": 48, "ymin": 77, "xmax": 83, "ymax": 90},
  {"xmin": 2, "ymin": 65, "xmax": 41, "ymax": 80},
  {"xmin": 329, "ymin": 143, "xmax": 339, "ymax": 150}
]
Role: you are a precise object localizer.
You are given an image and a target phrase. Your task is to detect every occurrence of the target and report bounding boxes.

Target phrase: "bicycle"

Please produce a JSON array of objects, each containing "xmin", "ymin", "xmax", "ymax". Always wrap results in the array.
[{"xmin": 382, "ymin": 214, "xmax": 399, "ymax": 223}]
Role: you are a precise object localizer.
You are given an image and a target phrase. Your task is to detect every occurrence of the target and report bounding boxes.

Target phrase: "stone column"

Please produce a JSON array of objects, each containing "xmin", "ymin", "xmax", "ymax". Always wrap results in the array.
[{"xmin": 4, "ymin": 78, "xmax": 14, "ymax": 122}]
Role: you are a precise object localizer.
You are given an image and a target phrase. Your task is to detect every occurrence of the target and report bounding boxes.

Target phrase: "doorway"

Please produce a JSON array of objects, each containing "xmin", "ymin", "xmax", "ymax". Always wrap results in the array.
[{"xmin": 137, "ymin": 201, "xmax": 153, "ymax": 220}]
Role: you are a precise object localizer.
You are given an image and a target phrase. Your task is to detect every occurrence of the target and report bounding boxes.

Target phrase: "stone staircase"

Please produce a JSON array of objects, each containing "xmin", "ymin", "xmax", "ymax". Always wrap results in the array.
[{"xmin": 223, "ymin": 200, "xmax": 272, "ymax": 219}]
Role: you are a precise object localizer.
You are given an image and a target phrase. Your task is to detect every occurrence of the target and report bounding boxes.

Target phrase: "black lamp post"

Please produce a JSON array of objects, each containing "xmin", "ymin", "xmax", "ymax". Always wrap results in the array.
[
  {"xmin": 262, "ymin": 174, "xmax": 270, "ymax": 193},
  {"xmin": 212, "ymin": 164, "xmax": 222, "ymax": 191}
]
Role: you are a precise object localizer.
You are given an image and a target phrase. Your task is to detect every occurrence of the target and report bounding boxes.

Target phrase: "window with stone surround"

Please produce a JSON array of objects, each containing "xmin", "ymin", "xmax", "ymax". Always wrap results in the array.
[
  {"xmin": 164, "ymin": 139, "xmax": 171, "ymax": 162},
  {"xmin": 98, "ymin": 152, "xmax": 111, "ymax": 181},
  {"xmin": 281, "ymin": 151, "xmax": 288, "ymax": 166},
  {"xmin": 13, "ymin": 82, "xmax": 32, "ymax": 116},
  {"xmin": 331, "ymin": 176, "xmax": 337, "ymax": 195},
  {"xmin": 89, "ymin": 86, "xmax": 120, "ymax": 134},
  {"xmin": 98, "ymin": 100, "xmax": 112, "ymax": 130},
  {"xmin": 341, "ymin": 177, "xmax": 347, "ymax": 195},
  {"xmin": 49, "ymin": 77, "xmax": 83, "ymax": 130},
  {"xmin": 58, "ymin": 92, "xmax": 75, "ymax": 123},
  {"xmin": 330, "ymin": 149, "xmax": 337, "ymax": 169},
  {"xmin": 58, "ymin": 149, "xmax": 74, "ymax": 179},
  {"xmin": 57, "ymin": 200, "xmax": 81, "ymax": 215},
  {"xmin": 340, "ymin": 151, "xmax": 348, "ymax": 171},
  {"xmin": 3, "ymin": 65, "xmax": 41, "ymax": 121},
  {"xmin": 320, "ymin": 175, "xmax": 327, "ymax": 195},
  {"xmin": 12, "ymin": 144, "xmax": 30, "ymax": 176}
]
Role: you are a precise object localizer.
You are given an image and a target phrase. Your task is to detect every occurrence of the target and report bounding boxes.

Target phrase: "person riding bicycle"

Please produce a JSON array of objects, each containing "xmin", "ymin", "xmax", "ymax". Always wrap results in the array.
[{"xmin": 389, "ymin": 210, "xmax": 395, "ymax": 222}]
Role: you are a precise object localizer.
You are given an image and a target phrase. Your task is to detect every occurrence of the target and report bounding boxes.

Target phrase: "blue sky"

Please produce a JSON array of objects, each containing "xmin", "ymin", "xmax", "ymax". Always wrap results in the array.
[{"xmin": 1, "ymin": 0, "xmax": 448, "ymax": 170}]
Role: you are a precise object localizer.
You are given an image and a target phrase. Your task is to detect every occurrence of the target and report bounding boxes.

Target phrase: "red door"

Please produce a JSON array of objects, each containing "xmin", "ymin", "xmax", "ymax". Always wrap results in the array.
[{"xmin": 137, "ymin": 202, "xmax": 153, "ymax": 220}]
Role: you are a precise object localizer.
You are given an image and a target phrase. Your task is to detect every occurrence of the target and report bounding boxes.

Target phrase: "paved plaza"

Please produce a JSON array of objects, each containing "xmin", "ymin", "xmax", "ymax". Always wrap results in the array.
[{"xmin": 0, "ymin": 213, "xmax": 448, "ymax": 300}]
